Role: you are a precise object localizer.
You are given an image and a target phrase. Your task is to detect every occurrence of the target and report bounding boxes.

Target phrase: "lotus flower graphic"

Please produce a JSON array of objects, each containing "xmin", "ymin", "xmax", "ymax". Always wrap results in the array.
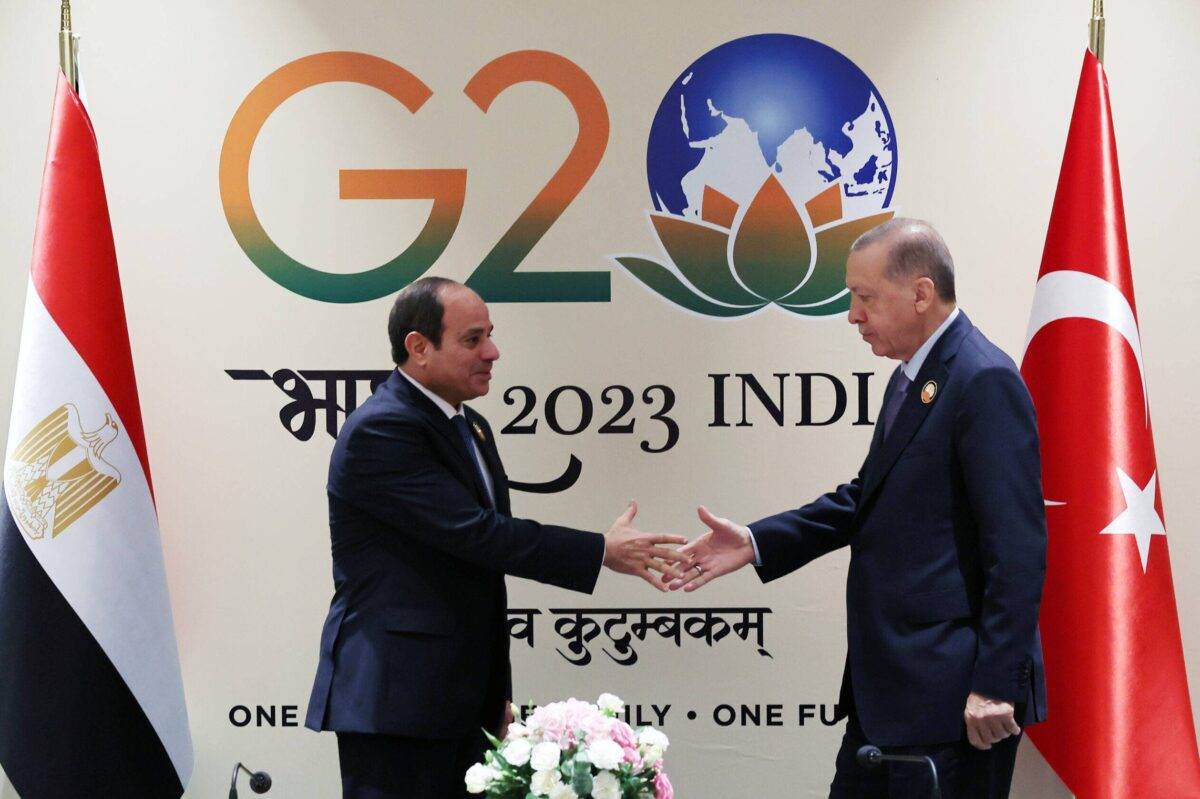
[
  {"xmin": 616, "ymin": 34, "xmax": 897, "ymax": 318},
  {"xmin": 614, "ymin": 174, "xmax": 893, "ymax": 317}
]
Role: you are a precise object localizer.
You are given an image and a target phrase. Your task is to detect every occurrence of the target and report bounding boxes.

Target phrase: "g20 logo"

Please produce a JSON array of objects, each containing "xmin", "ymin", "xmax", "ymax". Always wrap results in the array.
[
  {"xmin": 219, "ymin": 51, "xmax": 610, "ymax": 303},
  {"xmin": 220, "ymin": 37, "xmax": 898, "ymax": 312},
  {"xmin": 615, "ymin": 34, "xmax": 898, "ymax": 318}
]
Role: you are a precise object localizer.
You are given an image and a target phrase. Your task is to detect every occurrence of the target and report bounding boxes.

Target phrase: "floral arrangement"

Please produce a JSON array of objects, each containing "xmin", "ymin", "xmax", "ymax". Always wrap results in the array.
[{"xmin": 465, "ymin": 694, "xmax": 673, "ymax": 798}]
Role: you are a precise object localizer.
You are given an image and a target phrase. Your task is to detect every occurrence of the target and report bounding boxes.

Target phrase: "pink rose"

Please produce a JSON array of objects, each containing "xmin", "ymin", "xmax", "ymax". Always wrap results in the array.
[
  {"xmin": 529, "ymin": 699, "xmax": 606, "ymax": 749},
  {"xmin": 654, "ymin": 768, "xmax": 674, "ymax": 799},
  {"xmin": 529, "ymin": 705, "xmax": 568, "ymax": 747},
  {"xmin": 610, "ymin": 721, "xmax": 636, "ymax": 748},
  {"xmin": 584, "ymin": 715, "xmax": 614, "ymax": 743},
  {"xmin": 609, "ymin": 721, "xmax": 642, "ymax": 766}
]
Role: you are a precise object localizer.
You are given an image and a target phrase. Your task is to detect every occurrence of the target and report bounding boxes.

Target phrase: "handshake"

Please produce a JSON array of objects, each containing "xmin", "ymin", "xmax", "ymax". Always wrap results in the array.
[{"xmin": 602, "ymin": 502, "xmax": 756, "ymax": 593}]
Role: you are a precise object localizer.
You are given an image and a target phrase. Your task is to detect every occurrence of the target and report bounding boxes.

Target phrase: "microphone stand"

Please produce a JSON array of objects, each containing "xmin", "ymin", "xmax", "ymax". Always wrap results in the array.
[
  {"xmin": 229, "ymin": 762, "xmax": 272, "ymax": 798},
  {"xmin": 857, "ymin": 745, "xmax": 941, "ymax": 799}
]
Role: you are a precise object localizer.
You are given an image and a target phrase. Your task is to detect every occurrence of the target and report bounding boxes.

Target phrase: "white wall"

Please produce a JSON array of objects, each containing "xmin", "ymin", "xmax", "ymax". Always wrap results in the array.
[{"xmin": 1, "ymin": 2, "xmax": 1197, "ymax": 796}]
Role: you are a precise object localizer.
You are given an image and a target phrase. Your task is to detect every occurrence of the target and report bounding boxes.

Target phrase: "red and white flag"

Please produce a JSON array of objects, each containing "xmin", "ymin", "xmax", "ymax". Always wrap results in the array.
[
  {"xmin": 1021, "ymin": 50, "xmax": 1200, "ymax": 797},
  {"xmin": 0, "ymin": 73, "xmax": 192, "ymax": 796}
]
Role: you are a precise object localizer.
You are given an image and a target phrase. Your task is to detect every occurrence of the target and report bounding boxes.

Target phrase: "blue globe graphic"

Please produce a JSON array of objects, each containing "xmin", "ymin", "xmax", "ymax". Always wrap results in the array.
[{"xmin": 647, "ymin": 34, "xmax": 896, "ymax": 220}]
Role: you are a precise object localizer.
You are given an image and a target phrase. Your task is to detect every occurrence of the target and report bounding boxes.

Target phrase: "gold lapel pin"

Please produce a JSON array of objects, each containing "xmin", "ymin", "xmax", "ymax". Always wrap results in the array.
[
  {"xmin": 921, "ymin": 380, "xmax": 938, "ymax": 404},
  {"xmin": 472, "ymin": 421, "xmax": 487, "ymax": 443}
]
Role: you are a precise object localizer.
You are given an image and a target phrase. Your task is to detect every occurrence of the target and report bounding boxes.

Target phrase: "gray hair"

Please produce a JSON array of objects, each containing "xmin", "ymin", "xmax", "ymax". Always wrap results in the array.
[{"xmin": 850, "ymin": 218, "xmax": 956, "ymax": 302}]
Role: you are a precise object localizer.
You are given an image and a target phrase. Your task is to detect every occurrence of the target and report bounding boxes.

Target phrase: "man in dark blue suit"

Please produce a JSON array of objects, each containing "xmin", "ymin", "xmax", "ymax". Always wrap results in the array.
[
  {"xmin": 305, "ymin": 277, "xmax": 688, "ymax": 799},
  {"xmin": 671, "ymin": 220, "xmax": 1047, "ymax": 798}
]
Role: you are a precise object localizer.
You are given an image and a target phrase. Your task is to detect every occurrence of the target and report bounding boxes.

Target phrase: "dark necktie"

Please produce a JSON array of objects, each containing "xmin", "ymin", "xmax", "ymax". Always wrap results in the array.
[
  {"xmin": 452, "ymin": 415, "xmax": 493, "ymax": 507},
  {"xmin": 879, "ymin": 370, "xmax": 911, "ymax": 440}
]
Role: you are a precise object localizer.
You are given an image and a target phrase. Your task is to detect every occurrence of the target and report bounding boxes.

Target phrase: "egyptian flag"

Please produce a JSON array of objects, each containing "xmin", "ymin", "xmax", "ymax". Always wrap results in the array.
[
  {"xmin": 0, "ymin": 73, "xmax": 192, "ymax": 797},
  {"xmin": 1021, "ymin": 50, "xmax": 1200, "ymax": 796}
]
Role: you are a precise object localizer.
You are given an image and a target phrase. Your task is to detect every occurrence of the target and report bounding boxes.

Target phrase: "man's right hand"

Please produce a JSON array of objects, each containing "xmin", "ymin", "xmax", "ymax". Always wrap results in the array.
[
  {"xmin": 603, "ymin": 501, "xmax": 690, "ymax": 592},
  {"xmin": 667, "ymin": 506, "xmax": 755, "ymax": 591},
  {"xmin": 964, "ymin": 692, "xmax": 1020, "ymax": 750}
]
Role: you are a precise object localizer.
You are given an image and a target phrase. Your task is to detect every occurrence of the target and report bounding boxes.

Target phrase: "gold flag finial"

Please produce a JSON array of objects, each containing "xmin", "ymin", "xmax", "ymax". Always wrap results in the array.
[
  {"xmin": 59, "ymin": 1, "xmax": 78, "ymax": 90},
  {"xmin": 1089, "ymin": 0, "xmax": 1106, "ymax": 63}
]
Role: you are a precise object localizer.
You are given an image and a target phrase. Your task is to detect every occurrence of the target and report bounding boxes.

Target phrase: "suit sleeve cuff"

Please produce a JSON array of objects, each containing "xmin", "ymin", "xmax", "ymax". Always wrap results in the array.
[
  {"xmin": 749, "ymin": 529, "xmax": 763, "ymax": 567},
  {"xmin": 970, "ymin": 660, "xmax": 1028, "ymax": 705}
]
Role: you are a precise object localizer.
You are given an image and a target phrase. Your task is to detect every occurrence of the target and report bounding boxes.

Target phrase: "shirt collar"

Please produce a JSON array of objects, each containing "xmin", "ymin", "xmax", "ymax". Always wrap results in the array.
[
  {"xmin": 397, "ymin": 367, "xmax": 462, "ymax": 420},
  {"xmin": 900, "ymin": 306, "xmax": 960, "ymax": 381}
]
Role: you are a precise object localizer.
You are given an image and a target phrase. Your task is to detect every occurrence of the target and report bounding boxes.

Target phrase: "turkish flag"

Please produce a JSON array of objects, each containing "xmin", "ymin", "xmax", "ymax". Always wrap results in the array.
[{"xmin": 1021, "ymin": 50, "xmax": 1200, "ymax": 797}]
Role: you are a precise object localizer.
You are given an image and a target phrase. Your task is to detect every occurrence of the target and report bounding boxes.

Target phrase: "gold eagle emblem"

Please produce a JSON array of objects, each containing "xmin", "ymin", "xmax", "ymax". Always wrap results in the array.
[{"xmin": 4, "ymin": 404, "xmax": 121, "ymax": 541}]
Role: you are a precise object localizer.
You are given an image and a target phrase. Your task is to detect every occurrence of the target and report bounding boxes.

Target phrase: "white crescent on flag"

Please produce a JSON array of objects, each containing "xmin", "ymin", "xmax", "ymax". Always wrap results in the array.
[{"xmin": 1023, "ymin": 269, "xmax": 1148, "ymax": 417}]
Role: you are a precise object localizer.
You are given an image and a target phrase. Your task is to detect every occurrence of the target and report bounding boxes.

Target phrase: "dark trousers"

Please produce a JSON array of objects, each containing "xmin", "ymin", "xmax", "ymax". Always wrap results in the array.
[
  {"xmin": 336, "ymin": 730, "xmax": 488, "ymax": 799},
  {"xmin": 829, "ymin": 709, "xmax": 1022, "ymax": 799}
]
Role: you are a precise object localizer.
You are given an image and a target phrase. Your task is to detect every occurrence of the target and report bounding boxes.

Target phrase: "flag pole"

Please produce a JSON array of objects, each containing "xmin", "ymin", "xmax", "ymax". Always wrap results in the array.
[
  {"xmin": 58, "ymin": 0, "xmax": 78, "ymax": 90},
  {"xmin": 1089, "ymin": 0, "xmax": 1105, "ymax": 63}
]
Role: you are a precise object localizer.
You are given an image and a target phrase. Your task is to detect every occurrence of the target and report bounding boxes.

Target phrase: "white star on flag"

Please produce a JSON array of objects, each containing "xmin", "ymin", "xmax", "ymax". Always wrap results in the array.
[{"xmin": 1099, "ymin": 468, "xmax": 1166, "ymax": 573}]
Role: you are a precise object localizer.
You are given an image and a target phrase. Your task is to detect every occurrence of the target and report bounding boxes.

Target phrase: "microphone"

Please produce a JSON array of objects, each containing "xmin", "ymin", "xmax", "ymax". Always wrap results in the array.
[
  {"xmin": 229, "ymin": 762, "xmax": 272, "ymax": 798},
  {"xmin": 856, "ymin": 745, "xmax": 941, "ymax": 799}
]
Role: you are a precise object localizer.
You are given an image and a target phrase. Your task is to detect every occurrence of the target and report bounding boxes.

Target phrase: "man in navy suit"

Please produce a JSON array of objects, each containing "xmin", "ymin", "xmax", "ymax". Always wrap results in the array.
[
  {"xmin": 305, "ymin": 277, "xmax": 688, "ymax": 799},
  {"xmin": 671, "ymin": 220, "xmax": 1047, "ymax": 798}
]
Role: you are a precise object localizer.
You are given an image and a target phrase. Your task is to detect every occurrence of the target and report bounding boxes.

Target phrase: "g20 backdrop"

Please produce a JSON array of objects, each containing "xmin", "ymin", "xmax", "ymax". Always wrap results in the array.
[{"xmin": 2, "ymin": 2, "xmax": 1199, "ymax": 797}]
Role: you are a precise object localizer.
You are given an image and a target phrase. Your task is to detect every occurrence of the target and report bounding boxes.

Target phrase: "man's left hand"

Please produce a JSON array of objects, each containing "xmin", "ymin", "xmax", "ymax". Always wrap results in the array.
[{"xmin": 964, "ymin": 692, "xmax": 1020, "ymax": 750}]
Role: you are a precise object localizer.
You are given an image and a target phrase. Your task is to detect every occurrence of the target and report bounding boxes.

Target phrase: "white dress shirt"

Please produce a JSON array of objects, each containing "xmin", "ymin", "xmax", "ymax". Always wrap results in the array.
[{"xmin": 899, "ymin": 306, "xmax": 960, "ymax": 382}]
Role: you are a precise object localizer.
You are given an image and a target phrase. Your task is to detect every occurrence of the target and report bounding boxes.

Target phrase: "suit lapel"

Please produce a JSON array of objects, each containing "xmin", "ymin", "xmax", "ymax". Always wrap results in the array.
[
  {"xmin": 465, "ymin": 407, "xmax": 510, "ymax": 516},
  {"xmin": 859, "ymin": 361, "xmax": 948, "ymax": 504},
  {"xmin": 451, "ymin": 418, "xmax": 494, "ymax": 509},
  {"xmin": 864, "ymin": 366, "xmax": 902, "ymax": 463},
  {"xmin": 858, "ymin": 313, "xmax": 972, "ymax": 507},
  {"xmin": 388, "ymin": 371, "xmax": 493, "ymax": 507}
]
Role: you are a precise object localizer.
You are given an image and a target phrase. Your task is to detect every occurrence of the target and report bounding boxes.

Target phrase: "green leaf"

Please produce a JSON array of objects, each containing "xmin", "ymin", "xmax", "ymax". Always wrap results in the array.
[
  {"xmin": 613, "ymin": 256, "xmax": 764, "ymax": 317},
  {"xmin": 649, "ymin": 213, "xmax": 765, "ymax": 305},
  {"xmin": 776, "ymin": 210, "xmax": 893, "ymax": 309},
  {"xmin": 778, "ymin": 293, "xmax": 850, "ymax": 316}
]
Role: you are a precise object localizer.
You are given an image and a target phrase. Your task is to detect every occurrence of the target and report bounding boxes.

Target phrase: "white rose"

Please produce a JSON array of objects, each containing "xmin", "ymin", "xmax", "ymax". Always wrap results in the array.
[
  {"xmin": 530, "ymin": 768, "xmax": 562, "ymax": 796},
  {"xmin": 502, "ymin": 737, "xmax": 532, "ymax": 767},
  {"xmin": 587, "ymin": 738, "xmax": 624, "ymax": 771},
  {"xmin": 597, "ymin": 693, "xmax": 624, "ymax": 715},
  {"xmin": 507, "ymin": 721, "xmax": 529, "ymax": 739},
  {"xmin": 549, "ymin": 783, "xmax": 579, "ymax": 799},
  {"xmin": 637, "ymin": 728, "xmax": 669, "ymax": 751},
  {"xmin": 592, "ymin": 770, "xmax": 621, "ymax": 799},
  {"xmin": 464, "ymin": 763, "xmax": 498, "ymax": 794},
  {"xmin": 641, "ymin": 745, "xmax": 663, "ymax": 767},
  {"xmin": 530, "ymin": 741, "xmax": 561, "ymax": 772}
]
